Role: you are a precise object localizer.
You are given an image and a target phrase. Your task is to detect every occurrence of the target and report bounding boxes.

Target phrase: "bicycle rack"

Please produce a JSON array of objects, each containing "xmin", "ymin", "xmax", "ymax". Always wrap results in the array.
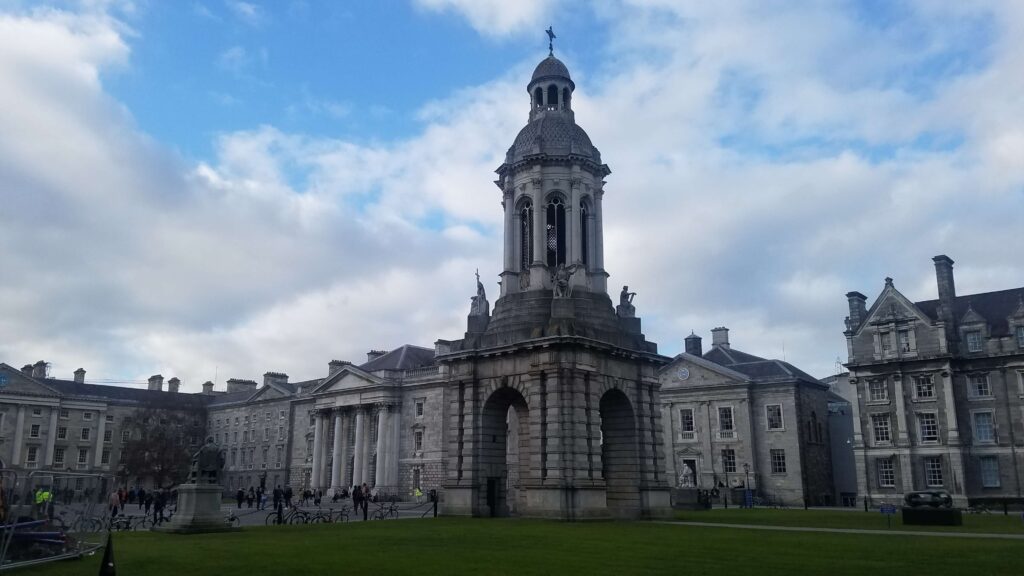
[{"xmin": 0, "ymin": 469, "xmax": 111, "ymax": 571}]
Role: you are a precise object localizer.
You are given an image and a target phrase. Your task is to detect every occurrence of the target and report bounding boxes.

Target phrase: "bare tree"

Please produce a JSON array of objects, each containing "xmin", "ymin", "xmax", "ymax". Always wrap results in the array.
[{"xmin": 119, "ymin": 405, "xmax": 206, "ymax": 489}]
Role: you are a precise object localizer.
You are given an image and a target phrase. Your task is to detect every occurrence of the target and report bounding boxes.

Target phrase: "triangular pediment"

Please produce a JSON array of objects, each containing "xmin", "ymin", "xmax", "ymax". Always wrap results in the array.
[
  {"xmin": 311, "ymin": 366, "xmax": 385, "ymax": 394},
  {"xmin": 860, "ymin": 282, "xmax": 933, "ymax": 334},
  {"xmin": 0, "ymin": 363, "xmax": 59, "ymax": 397},
  {"xmin": 961, "ymin": 304, "xmax": 986, "ymax": 325},
  {"xmin": 248, "ymin": 385, "xmax": 289, "ymax": 402},
  {"xmin": 660, "ymin": 353, "xmax": 749, "ymax": 389}
]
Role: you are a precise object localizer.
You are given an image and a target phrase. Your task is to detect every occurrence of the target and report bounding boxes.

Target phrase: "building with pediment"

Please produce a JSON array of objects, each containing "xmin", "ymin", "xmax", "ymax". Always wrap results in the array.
[
  {"xmin": 658, "ymin": 328, "xmax": 835, "ymax": 506},
  {"xmin": 844, "ymin": 255, "xmax": 1024, "ymax": 507}
]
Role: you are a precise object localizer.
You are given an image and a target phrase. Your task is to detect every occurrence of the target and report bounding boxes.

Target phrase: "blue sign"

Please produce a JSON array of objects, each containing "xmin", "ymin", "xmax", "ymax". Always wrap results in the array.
[
  {"xmin": 880, "ymin": 504, "xmax": 897, "ymax": 515},
  {"xmin": 0, "ymin": 374, "xmax": 7, "ymax": 388}
]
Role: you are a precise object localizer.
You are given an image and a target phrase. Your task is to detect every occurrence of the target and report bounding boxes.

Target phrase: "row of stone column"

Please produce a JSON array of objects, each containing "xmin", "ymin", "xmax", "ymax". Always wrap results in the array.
[
  {"xmin": 10, "ymin": 406, "xmax": 106, "ymax": 468},
  {"xmin": 309, "ymin": 404, "xmax": 399, "ymax": 492}
]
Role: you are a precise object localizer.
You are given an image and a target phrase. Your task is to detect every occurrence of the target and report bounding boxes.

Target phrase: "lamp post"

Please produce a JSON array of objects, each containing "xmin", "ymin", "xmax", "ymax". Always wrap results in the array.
[{"xmin": 743, "ymin": 463, "xmax": 751, "ymax": 508}]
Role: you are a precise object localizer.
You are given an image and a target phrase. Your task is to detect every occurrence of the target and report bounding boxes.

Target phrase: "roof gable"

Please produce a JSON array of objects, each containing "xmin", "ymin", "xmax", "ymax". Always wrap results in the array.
[
  {"xmin": 0, "ymin": 363, "xmax": 59, "ymax": 397},
  {"xmin": 660, "ymin": 353, "xmax": 751, "ymax": 389},
  {"xmin": 860, "ymin": 281, "xmax": 933, "ymax": 335},
  {"xmin": 311, "ymin": 366, "xmax": 384, "ymax": 394}
]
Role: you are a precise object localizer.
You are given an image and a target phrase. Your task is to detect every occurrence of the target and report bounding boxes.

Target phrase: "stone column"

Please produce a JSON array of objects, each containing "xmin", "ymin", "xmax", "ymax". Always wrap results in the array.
[
  {"xmin": 388, "ymin": 404, "xmax": 402, "ymax": 487},
  {"xmin": 11, "ymin": 406, "xmax": 25, "ymax": 466},
  {"xmin": 94, "ymin": 412, "xmax": 107, "ymax": 466},
  {"xmin": 352, "ymin": 408, "xmax": 365, "ymax": 485},
  {"xmin": 44, "ymin": 407, "xmax": 59, "ymax": 466},
  {"xmin": 567, "ymin": 178, "xmax": 580, "ymax": 264},
  {"xmin": 940, "ymin": 369, "xmax": 966, "ymax": 498},
  {"xmin": 893, "ymin": 374, "xmax": 914, "ymax": 493},
  {"xmin": 375, "ymin": 405, "xmax": 388, "ymax": 487},
  {"xmin": 330, "ymin": 411, "xmax": 343, "ymax": 490},
  {"xmin": 310, "ymin": 411, "xmax": 323, "ymax": 489},
  {"xmin": 320, "ymin": 413, "xmax": 333, "ymax": 489},
  {"xmin": 339, "ymin": 411, "xmax": 351, "ymax": 488},
  {"xmin": 594, "ymin": 188, "xmax": 605, "ymax": 270},
  {"xmin": 532, "ymin": 179, "xmax": 545, "ymax": 266},
  {"xmin": 503, "ymin": 189, "xmax": 514, "ymax": 273}
]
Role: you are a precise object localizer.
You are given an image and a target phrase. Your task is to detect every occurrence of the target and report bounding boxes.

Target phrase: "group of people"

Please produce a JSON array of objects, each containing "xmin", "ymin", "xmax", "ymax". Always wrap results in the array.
[{"xmin": 108, "ymin": 486, "xmax": 172, "ymax": 524}]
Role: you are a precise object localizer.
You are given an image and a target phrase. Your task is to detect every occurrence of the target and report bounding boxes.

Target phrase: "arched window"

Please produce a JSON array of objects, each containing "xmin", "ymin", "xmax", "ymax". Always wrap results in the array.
[
  {"xmin": 546, "ymin": 196, "xmax": 566, "ymax": 267},
  {"xmin": 519, "ymin": 200, "xmax": 533, "ymax": 271},
  {"xmin": 579, "ymin": 200, "xmax": 589, "ymax": 267},
  {"xmin": 534, "ymin": 87, "xmax": 543, "ymax": 108},
  {"xmin": 547, "ymin": 84, "xmax": 559, "ymax": 109},
  {"xmin": 562, "ymin": 87, "xmax": 570, "ymax": 110}
]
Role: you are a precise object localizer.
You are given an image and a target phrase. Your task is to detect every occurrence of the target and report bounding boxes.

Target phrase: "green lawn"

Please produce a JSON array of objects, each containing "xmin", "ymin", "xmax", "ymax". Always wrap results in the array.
[
  {"xmin": 675, "ymin": 507, "xmax": 1024, "ymax": 534},
  {"xmin": 20, "ymin": 517, "xmax": 1024, "ymax": 576}
]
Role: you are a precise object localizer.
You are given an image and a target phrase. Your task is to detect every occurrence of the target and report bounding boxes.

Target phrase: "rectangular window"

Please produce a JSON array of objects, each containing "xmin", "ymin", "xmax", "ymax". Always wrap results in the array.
[
  {"xmin": 278, "ymin": 426, "xmax": 285, "ymax": 440},
  {"xmin": 31, "ymin": 407, "xmax": 42, "ymax": 417},
  {"xmin": 234, "ymin": 431, "xmax": 238, "ymax": 442},
  {"xmin": 880, "ymin": 331, "xmax": 892, "ymax": 353},
  {"xmin": 966, "ymin": 331, "xmax": 982, "ymax": 353},
  {"xmin": 877, "ymin": 458, "xmax": 895, "ymax": 487},
  {"xmin": 243, "ymin": 430, "xmax": 249, "ymax": 443},
  {"xmin": 770, "ymin": 449, "xmax": 787, "ymax": 474},
  {"xmin": 265, "ymin": 412, "xmax": 271, "ymax": 422},
  {"xmin": 235, "ymin": 417, "xmax": 240, "ymax": 426},
  {"xmin": 279, "ymin": 410, "xmax": 286, "ymax": 420},
  {"xmin": 26, "ymin": 447, "xmax": 38, "ymax": 464},
  {"xmin": 969, "ymin": 374, "xmax": 992, "ymax": 398},
  {"xmin": 918, "ymin": 413, "xmax": 939, "ymax": 443},
  {"xmin": 898, "ymin": 329, "xmax": 913, "ymax": 352},
  {"xmin": 914, "ymin": 375, "xmax": 935, "ymax": 399},
  {"xmin": 59, "ymin": 409, "xmax": 69, "ymax": 419},
  {"xmin": 766, "ymin": 404, "xmax": 784, "ymax": 430},
  {"xmin": 1017, "ymin": 326, "xmax": 1024, "ymax": 349},
  {"xmin": 679, "ymin": 408, "xmax": 695, "ymax": 439},
  {"xmin": 54, "ymin": 447, "xmax": 65, "ymax": 465},
  {"xmin": 105, "ymin": 414, "xmax": 114, "ymax": 423},
  {"xmin": 869, "ymin": 380, "xmax": 888, "ymax": 402},
  {"xmin": 83, "ymin": 412, "xmax": 93, "ymax": 421},
  {"xmin": 925, "ymin": 457, "xmax": 943, "ymax": 487},
  {"xmin": 77, "ymin": 449, "xmax": 88, "ymax": 464},
  {"xmin": 121, "ymin": 429, "xmax": 130, "ymax": 442},
  {"xmin": 718, "ymin": 407, "xmax": 734, "ymax": 439},
  {"xmin": 103, "ymin": 429, "xmax": 112, "ymax": 443},
  {"xmin": 263, "ymin": 428, "xmax": 269, "ymax": 442},
  {"xmin": 721, "ymin": 449, "xmax": 736, "ymax": 473},
  {"xmin": 414, "ymin": 430, "xmax": 423, "ymax": 451},
  {"xmin": 871, "ymin": 414, "xmax": 892, "ymax": 443},
  {"xmin": 101, "ymin": 449, "xmax": 111, "ymax": 465},
  {"xmin": 276, "ymin": 446, "xmax": 282, "ymax": 468},
  {"xmin": 973, "ymin": 411, "xmax": 995, "ymax": 443},
  {"xmin": 981, "ymin": 456, "xmax": 1000, "ymax": 488},
  {"xmin": 80, "ymin": 428, "xmax": 90, "ymax": 441},
  {"xmin": 415, "ymin": 401, "xmax": 424, "ymax": 417},
  {"xmin": 29, "ymin": 424, "xmax": 40, "ymax": 438},
  {"xmin": 58, "ymin": 426, "xmax": 67, "ymax": 439}
]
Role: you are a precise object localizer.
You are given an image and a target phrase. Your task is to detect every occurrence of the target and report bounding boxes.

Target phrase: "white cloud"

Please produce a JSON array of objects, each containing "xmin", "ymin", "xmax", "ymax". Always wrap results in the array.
[
  {"xmin": 2, "ymin": 1, "xmax": 1024, "ymax": 391},
  {"xmin": 413, "ymin": 0, "xmax": 554, "ymax": 37},
  {"xmin": 225, "ymin": 0, "xmax": 264, "ymax": 28}
]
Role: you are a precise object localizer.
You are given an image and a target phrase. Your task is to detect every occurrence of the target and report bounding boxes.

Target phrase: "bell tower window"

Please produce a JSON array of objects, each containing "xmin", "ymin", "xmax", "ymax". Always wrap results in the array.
[
  {"xmin": 519, "ymin": 200, "xmax": 533, "ymax": 271},
  {"xmin": 562, "ymin": 87, "xmax": 570, "ymax": 110},
  {"xmin": 580, "ymin": 200, "xmax": 589, "ymax": 267},
  {"xmin": 547, "ymin": 85, "xmax": 559, "ymax": 110},
  {"xmin": 546, "ymin": 196, "xmax": 566, "ymax": 267},
  {"xmin": 533, "ymin": 87, "xmax": 543, "ymax": 109}
]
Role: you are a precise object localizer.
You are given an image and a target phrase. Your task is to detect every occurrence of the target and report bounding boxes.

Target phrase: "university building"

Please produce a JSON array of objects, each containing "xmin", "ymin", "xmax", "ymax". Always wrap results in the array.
[{"xmin": 844, "ymin": 255, "xmax": 1024, "ymax": 506}]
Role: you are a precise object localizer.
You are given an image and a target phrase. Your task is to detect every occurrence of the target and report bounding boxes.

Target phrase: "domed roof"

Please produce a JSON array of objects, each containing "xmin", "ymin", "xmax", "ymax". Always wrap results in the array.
[
  {"xmin": 531, "ymin": 55, "xmax": 572, "ymax": 83},
  {"xmin": 506, "ymin": 113, "xmax": 600, "ymax": 165}
]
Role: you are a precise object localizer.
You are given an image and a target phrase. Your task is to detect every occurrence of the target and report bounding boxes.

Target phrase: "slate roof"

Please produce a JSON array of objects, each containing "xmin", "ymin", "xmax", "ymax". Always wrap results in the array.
[
  {"xmin": 359, "ymin": 345, "xmax": 435, "ymax": 372},
  {"xmin": 205, "ymin": 389, "xmax": 260, "ymax": 407},
  {"xmin": 702, "ymin": 346, "xmax": 823, "ymax": 387},
  {"xmin": 531, "ymin": 55, "xmax": 571, "ymax": 83},
  {"xmin": 507, "ymin": 113, "xmax": 600, "ymax": 165},
  {"xmin": 43, "ymin": 378, "xmax": 210, "ymax": 409},
  {"xmin": 915, "ymin": 287, "xmax": 1024, "ymax": 337}
]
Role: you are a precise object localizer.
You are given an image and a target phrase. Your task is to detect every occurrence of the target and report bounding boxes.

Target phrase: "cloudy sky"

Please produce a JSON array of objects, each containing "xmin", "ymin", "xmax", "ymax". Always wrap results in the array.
[{"xmin": 2, "ymin": 0, "xmax": 1023, "ymax": 390}]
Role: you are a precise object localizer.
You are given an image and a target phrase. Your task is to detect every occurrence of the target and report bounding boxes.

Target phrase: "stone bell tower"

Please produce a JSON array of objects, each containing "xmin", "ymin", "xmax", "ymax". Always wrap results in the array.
[{"xmin": 439, "ymin": 39, "xmax": 671, "ymax": 520}]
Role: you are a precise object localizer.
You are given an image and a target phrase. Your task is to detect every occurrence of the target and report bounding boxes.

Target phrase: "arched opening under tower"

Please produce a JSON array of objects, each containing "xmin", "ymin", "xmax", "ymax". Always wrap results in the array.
[
  {"xmin": 600, "ymin": 388, "xmax": 640, "ymax": 518},
  {"xmin": 479, "ymin": 387, "xmax": 530, "ymax": 517},
  {"xmin": 547, "ymin": 84, "xmax": 559, "ymax": 108}
]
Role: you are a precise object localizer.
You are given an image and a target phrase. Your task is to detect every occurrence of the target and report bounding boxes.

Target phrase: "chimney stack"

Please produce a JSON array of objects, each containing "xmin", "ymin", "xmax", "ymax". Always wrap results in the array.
[
  {"xmin": 147, "ymin": 374, "xmax": 164, "ymax": 391},
  {"xmin": 845, "ymin": 291, "xmax": 868, "ymax": 332},
  {"xmin": 711, "ymin": 327, "xmax": 730, "ymax": 350},
  {"xmin": 74, "ymin": 368, "xmax": 86, "ymax": 383},
  {"xmin": 684, "ymin": 332, "xmax": 703, "ymax": 357},
  {"xmin": 328, "ymin": 360, "xmax": 351, "ymax": 377},
  {"xmin": 263, "ymin": 372, "xmax": 289, "ymax": 387},
  {"xmin": 21, "ymin": 364, "xmax": 33, "ymax": 376},
  {"xmin": 167, "ymin": 377, "xmax": 180, "ymax": 394},
  {"xmin": 31, "ymin": 361, "xmax": 47, "ymax": 379},
  {"xmin": 202, "ymin": 381, "xmax": 215, "ymax": 394},
  {"xmin": 226, "ymin": 378, "xmax": 258, "ymax": 394},
  {"xmin": 366, "ymin": 350, "xmax": 387, "ymax": 363},
  {"xmin": 933, "ymin": 254, "xmax": 956, "ymax": 306}
]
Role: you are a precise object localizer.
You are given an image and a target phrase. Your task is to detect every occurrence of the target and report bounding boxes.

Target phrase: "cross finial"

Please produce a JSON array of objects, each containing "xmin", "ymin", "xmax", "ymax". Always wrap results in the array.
[{"xmin": 546, "ymin": 26, "xmax": 556, "ymax": 55}]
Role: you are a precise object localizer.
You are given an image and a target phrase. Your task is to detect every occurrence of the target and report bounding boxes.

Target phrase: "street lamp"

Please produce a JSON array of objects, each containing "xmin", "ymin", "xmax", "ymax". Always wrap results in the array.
[{"xmin": 743, "ymin": 463, "xmax": 751, "ymax": 508}]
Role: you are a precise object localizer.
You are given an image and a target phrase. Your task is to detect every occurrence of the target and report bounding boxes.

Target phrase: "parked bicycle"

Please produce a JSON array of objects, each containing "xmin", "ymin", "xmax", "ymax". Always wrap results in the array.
[
  {"xmin": 373, "ymin": 501, "xmax": 399, "ymax": 520},
  {"xmin": 265, "ymin": 506, "xmax": 309, "ymax": 525}
]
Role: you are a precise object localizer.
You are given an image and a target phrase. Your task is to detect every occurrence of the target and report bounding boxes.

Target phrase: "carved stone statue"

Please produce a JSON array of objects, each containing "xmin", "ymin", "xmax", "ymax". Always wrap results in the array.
[
  {"xmin": 469, "ymin": 269, "xmax": 489, "ymax": 316},
  {"xmin": 677, "ymin": 461, "xmax": 695, "ymax": 488},
  {"xmin": 552, "ymin": 263, "xmax": 578, "ymax": 298},
  {"xmin": 617, "ymin": 285, "xmax": 637, "ymax": 318},
  {"xmin": 189, "ymin": 437, "xmax": 226, "ymax": 485}
]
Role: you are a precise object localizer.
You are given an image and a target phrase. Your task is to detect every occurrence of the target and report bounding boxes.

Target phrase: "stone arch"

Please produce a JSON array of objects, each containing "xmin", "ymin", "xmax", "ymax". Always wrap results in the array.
[
  {"xmin": 600, "ymin": 387, "xmax": 640, "ymax": 518},
  {"xmin": 547, "ymin": 84, "xmax": 559, "ymax": 108},
  {"xmin": 516, "ymin": 196, "xmax": 534, "ymax": 271},
  {"xmin": 545, "ymin": 193, "xmax": 567, "ymax": 267},
  {"xmin": 479, "ymin": 386, "xmax": 530, "ymax": 516},
  {"xmin": 533, "ymin": 86, "xmax": 543, "ymax": 108}
]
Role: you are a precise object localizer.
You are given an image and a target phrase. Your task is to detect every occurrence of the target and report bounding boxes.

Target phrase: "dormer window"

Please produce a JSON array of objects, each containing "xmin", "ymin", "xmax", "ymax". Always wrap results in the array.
[
  {"xmin": 880, "ymin": 331, "xmax": 892, "ymax": 354},
  {"xmin": 898, "ymin": 329, "xmax": 914, "ymax": 352},
  {"xmin": 966, "ymin": 331, "xmax": 983, "ymax": 353}
]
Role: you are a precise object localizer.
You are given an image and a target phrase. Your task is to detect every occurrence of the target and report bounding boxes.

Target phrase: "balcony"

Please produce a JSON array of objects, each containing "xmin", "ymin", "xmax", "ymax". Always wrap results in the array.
[
  {"xmin": 718, "ymin": 430, "xmax": 735, "ymax": 440},
  {"xmin": 680, "ymin": 431, "xmax": 695, "ymax": 441}
]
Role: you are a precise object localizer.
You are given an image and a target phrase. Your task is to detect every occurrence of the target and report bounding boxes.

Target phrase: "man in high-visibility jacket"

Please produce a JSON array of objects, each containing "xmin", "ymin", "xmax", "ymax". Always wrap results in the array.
[{"xmin": 34, "ymin": 488, "xmax": 52, "ymax": 519}]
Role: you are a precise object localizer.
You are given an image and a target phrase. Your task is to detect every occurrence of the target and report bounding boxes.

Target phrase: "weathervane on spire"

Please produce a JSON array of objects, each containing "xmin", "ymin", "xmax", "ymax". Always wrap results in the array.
[{"xmin": 546, "ymin": 26, "xmax": 556, "ymax": 56}]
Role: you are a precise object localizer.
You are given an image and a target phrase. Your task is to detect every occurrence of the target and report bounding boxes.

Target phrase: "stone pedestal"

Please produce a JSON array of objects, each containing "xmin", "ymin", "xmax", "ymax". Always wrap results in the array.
[
  {"xmin": 153, "ymin": 484, "xmax": 238, "ymax": 534},
  {"xmin": 467, "ymin": 314, "xmax": 490, "ymax": 333},
  {"xmin": 551, "ymin": 298, "xmax": 575, "ymax": 319}
]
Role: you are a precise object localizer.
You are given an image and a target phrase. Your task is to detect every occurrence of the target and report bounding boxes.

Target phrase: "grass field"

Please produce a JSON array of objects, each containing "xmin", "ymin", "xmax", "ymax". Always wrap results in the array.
[
  {"xmin": 20, "ymin": 516, "xmax": 1024, "ymax": 576},
  {"xmin": 675, "ymin": 507, "xmax": 1024, "ymax": 534}
]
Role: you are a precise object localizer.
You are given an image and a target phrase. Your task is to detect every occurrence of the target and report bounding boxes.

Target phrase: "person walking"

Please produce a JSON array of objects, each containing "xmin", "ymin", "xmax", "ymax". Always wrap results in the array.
[
  {"xmin": 144, "ymin": 493, "xmax": 153, "ymax": 516},
  {"xmin": 108, "ymin": 489, "xmax": 121, "ymax": 520},
  {"xmin": 137, "ymin": 488, "xmax": 146, "ymax": 510},
  {"xmin": 246, "ymin": 487, "xmax": 255, "ymax": 508},
  {"xmin": 236, "ymin": 488, "xmax": 245, "ymax": 509},
  {"xmin": 153, "ymin": 491, "xmax": 166, "ymax": 526},
  {"xmin": 284, "ymin": 485, "xmax": 293, "ymax": 509},
  {"xmin": 360, "ymin": 483, "xmax": 370, "ymax": 520}
]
